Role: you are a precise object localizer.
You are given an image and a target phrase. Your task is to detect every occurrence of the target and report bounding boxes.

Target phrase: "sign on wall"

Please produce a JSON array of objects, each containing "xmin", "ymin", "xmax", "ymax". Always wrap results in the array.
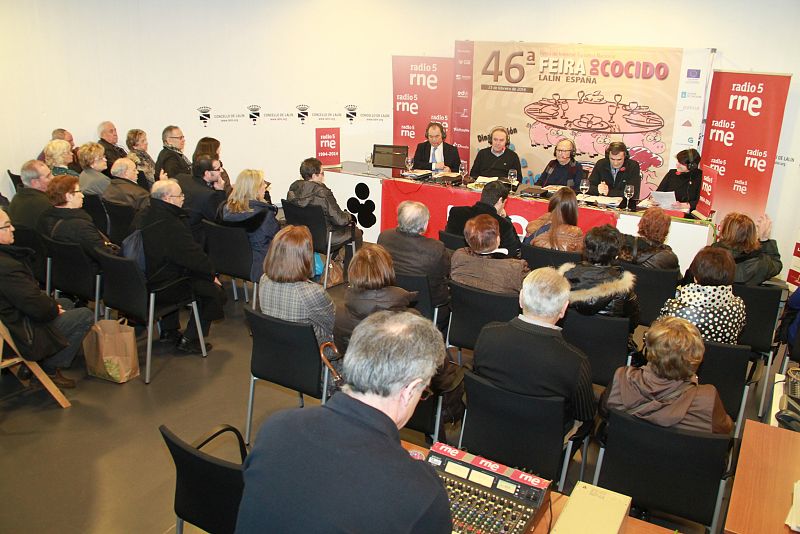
[{"xmin": 316, "ymin": 127, "xmax": 340, "ymax": 165}]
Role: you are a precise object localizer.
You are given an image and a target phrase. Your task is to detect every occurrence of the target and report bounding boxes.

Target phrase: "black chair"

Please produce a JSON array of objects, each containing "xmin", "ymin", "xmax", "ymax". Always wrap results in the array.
[
  {"xmin": 561, "ymin": 311, "xmax": 630, "ymax": 387},
  {"xmin": 618, "ymin": 261, "xmax": 679, "ymax": 326},
  {"xmin": 520, "ymin": 243, "xmax": 581, "ymax": 271},
  {"xmin": 696, "ymin": 341, "xmax": 753, "ymax": 439},
  {"xmin": 7, "ymin": 169, "xmax": 23, "ymax": 192},
  {"xmin": 395, "ymin": 273, "xmax": 441, "ymax": 323},
  {"xmin": 41, "ymin": 235, "xmax": 102, "ymax": 323},
  {"xmin": 458, "ymin": 371, "xmax": 588, "ymax": 492},
  {"xmin": 281, "ymin": 200, "xmax": 356, "ymax": 290},
  {"xmin": 159, "ymin": 424, "xmax": 247, "ymax": 534},
  {"xmin": 446, "ymin": 281, "xmax": 519, "ymax": 364},
  {"xmin": 243, "ymin": 308, "xmax": 332, "ymax": 444},
  {"xmin": 731, "ymin": 283, "xmax": 785, "ymax": 417},
  {"xmin": 102, "ymin": 200, "xmax": 136, "ymax": 245},
  {"xmin": 406, "ymin": 393, "xmax": 445, "ymax": 444},
  {"xmin": 82, "ymin": 194, "xmax": 108, "ymax": 234},
  {"xmin": 94, "ymin": 249, "xmax": 207, "ymax": 383},
  {"xmin": 438, "ymin": 230, "xmax": 466, "ymax": 251},
  {"xmin": 593, "ymin": 409, "xmax": 731, "ymax": 533},
  {"xmin": 11, "ymin": 225, "xmax": 50, "ymax": 288},
  {"xmin": 202, "ymin": 220, "xmax": 258, "ymax": 310}
]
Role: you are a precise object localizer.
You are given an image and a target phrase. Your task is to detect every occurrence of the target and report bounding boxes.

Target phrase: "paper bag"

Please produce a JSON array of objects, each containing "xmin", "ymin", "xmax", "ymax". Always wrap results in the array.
[{"xmin": 83, "ymin": 319, "xmax": 139, "ymax": 383}]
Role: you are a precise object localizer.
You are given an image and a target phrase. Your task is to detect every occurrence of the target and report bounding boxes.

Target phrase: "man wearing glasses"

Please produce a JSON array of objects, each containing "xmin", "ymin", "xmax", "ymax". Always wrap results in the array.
[
  {"xmin": 537, "ymin": 138, "xmax": 586, "ymax": 189},
  {"xmin": 237, "ymin": 311, "xmax": 452, "ymax": 533},
  {"xmin": 154, "ymin": 125, "xmax": 191, "ymax": 180}
]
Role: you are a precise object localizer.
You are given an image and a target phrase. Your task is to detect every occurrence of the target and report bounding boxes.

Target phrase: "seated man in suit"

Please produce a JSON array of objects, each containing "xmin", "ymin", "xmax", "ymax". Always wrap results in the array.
[
  {"xmin": 176, "ymin": 154, "xmax": 227, "ymax": 243},
  {"xmin": 103, "ymin": 157, "xmax": 150, "ymax": 211},
  {"xmin": 154, "ymin": 125, "xmax": 191, "ymax": 179},
  {"xmin": 412, "ymin": 122, "xmax": 461, "ymax": 173},
  {"xmin": 97, "ymin": 121, "xmax": 127, "ymax": 177},
  {"xmin": 444, "ymin": 180, "xmax": 521, "ymax": 257},
  {"xmin": 588, "ymin": 141, "xmax": 641, "ymax": 207},
  {"xmin": 7, "ymin": 160, "xmax": 53, "ymax": 229},
  {"xmin": 473, "ymin": 267, "xmax": 596, "ymax": 435}
]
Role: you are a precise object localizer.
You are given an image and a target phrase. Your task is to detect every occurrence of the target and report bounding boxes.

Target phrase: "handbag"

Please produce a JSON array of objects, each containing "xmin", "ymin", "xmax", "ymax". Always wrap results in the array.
[{"xmin": 82, "ymin": 318, "xmax": 139, "ymax": 383}]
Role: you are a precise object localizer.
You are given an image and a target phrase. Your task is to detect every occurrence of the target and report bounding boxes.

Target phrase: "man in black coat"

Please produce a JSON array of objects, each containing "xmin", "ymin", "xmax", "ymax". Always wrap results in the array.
[
  {"xmin": 7, "ymin": 160, "xmax": 53, "ymax": 229},
  {"xmin": 97, "ymin": 121, "xmax": 127, "ymax": 178},
  {"xmin": 412, "ymin": 122, "xmax": 461, "ymax": 173},
  {"xmin": 588, "ymin": 141, "xmax": 641, "ymax": 208},
  {"xmin": 0, "ymin": 209, "xmax": 93, "ymax": 388},
  {"xmin": 139, "ymin": 180, "xmax": 225, "ymax": 353},
  {"xmin": 176, "ymin": 155, "xmax": 227, "ymax": 244},
  {"xmin": 154, "ymin": 125, "xmax": 191, "ymax": 179},
  {"xmin": 444, "ymin": 180, "xmax": 521, "ymax": 257}
]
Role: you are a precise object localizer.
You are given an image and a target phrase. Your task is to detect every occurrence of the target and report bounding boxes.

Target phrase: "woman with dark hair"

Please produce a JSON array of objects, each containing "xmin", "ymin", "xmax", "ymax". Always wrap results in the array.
[
  {"xmin": 523, "ymin": 187, "xmax": 584, "ymax": 252},
  {"xmin": 561, "ymin": 224, "xmax": 639, "ymax": 328},
  {"xmin": 192, "ymin": 137, "xmax": 232, "ymax": 194},
  {"xmin": 660, "ymin": 246, "xmax": 745, "ymax": 344},
  {"xmin": 619, "ymin": 207, "xmax": 679, "ymax": 270},
  {"xmin": 600, "ymin": 316, "xmax": 733, "ymax": 434},
  {"xmin": 711, "ymin": 212, "xmax": 781, "ymax": 285},
  {"xmin": 450, "ymin": 214, "xmax": 529, "ymax": 294},
  {"xmin": 655, "ymin": 148, "xmax": 702, "ymax": 211}
]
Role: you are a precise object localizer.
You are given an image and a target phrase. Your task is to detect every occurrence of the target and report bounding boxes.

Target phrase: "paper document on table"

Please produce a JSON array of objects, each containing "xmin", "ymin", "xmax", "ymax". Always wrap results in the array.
[
  {"xmin": 786, "ymin": 480, "xmax": 800, "ymax": 531},
  {"xmin": 577, "ymin": 194, "xmax": 622, "ymax": 207},
  {"xmin": 650, "ymin": 191, "xmax": 677, "ymax": 207}
]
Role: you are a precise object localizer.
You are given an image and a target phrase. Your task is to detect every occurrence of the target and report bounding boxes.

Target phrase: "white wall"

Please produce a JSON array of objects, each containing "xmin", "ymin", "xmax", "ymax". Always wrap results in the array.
[{"xmin": 2, "ymin": 0, "xmax": 798, "ymax": 275}]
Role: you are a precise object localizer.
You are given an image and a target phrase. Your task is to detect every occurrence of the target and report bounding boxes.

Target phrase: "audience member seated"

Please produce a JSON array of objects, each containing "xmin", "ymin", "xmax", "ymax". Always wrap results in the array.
[
  {"xmin": 561, "ymin": 224, "xmax": 640, "ymax": 331},
  {"xmin": 600, "ymin": 316, "xmax": 734, "ymax": 434},
  {"xmin": 654, "ymin": 148, "xmax": 702, "ymax": 212},
  {"xmin": 0, "ymin": 209, "xmax": 93, "ymax": 389},
  {"xmin": 473, "ymin": 267, "xmax": 596, "ymax": 435},
  {"xmin": 786, "ymin": 289, "xmax": 800, "ymax": 354},
  {"xmin": 536, "ymin": 138, "xmax": 585, "ymax": 189},
  {"xmin": 103, "ymin": 158, "xmax": 150, "ymax": 211},
  {"xmin": 77, "ymin": 142, "xmax": 111, "ymax": 196},
  {"xmin": 711, "ymin": 212, "xmax": 781, "ymax": 285},
  {"xmin": 451, "ymin": 215, "xmax": 529, "ymax": 295},
  {"xmin": 221, "ymin": 169, "xmax": 279, "ymax": 282},
  {"xmin": 176, "ymin": 154, "xmax": 227, "ymax": 243},
  {"xmin": 287, "ymin": 157, "xmax": 363, "ymax": 250},
  {"xmin": 97, "ymin": 121, "xmax": 127, "ymax": 176},
  {"xmin": 618, "ymin": 207, "xmax": 679, "ymax": 271},
  {"xmin": 523, "ymin": 187, "xmax": 584, "ymax": 252},
  {"xmin": 126, "ymin": 128, "xmax": 157, "ymax": 188},
  {"xmin": 660, "ymin": 246, "xmax": 745, "ymax": 345},
  {"xmin": 7, "ymin": 160, "xmax": 53, "ymax": 228},
  {"xmin": 445, "ymin": 180, "xmax": 521, "ymax": 257},
  {"xmin": 44, "ymin": 139, "xmax": 79, "ymax": 177},
  {"xmin": 38, "ymin": 128, "xmax": 81, "ymax": 173},
  {"xmin": 193, "ymin": 137, "xmax": 232, "ymax": 195},
  {"xmin": 154, "ymin": 125, "xmax": 191, "ymax": 179},
  {"xmin": 469, "ymin": 126, "xmax": 522, "ymax": 180},
  {"xmin": 38, "ymin": 175, "xmax": 115, "ymax": 260},
  {"xmin": 236, "ymin": 311, "xmax": 452, "ymax": 533},
  {"xmin": 140, "ymin": 180, "xmax": 226, "ymax": 354}
]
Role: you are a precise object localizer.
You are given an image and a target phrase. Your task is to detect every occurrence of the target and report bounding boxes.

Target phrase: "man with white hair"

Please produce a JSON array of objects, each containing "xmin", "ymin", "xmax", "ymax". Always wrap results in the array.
[
  {"xmin": 97, "ymin": 121, "xmax": 127, "ymax": 177},
  {"xmin": 7, "ymin": 160, "xmax": 53, "ymax": 228},
  {"xmin": 473, "ymin": 267, "xmax": 595, "ymax": 433},
  {"xmin": 103, "ymin": 157, "xmax": 150, "ymax": 211},
  {"xmin": 236, "ymin": 311, "xmax": 452, "ymax": 533}
]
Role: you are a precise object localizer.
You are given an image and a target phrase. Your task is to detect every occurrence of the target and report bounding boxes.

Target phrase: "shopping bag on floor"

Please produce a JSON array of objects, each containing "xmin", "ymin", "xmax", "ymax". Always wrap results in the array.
[{"xmin": 83, "ymin": 319, "xmax": 139, "ymax": 383}]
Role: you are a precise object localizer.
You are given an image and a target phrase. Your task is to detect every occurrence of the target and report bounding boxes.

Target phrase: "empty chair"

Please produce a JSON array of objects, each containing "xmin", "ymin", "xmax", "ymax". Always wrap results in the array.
[
  {"xmin": 94, "ymin": 249, "xmax": 206, "ymax": 384},
  {"xmin": 81, "ymin": 194, "xmax": 109, "ymax": 234},
  {"xmin": 594, "ymin": 409, "xmax": 731, "ymax": 533},
  {"xmin": 618, "ymin": 261, "xmax": 679, "ymax": 326},
  {"xmin": 41, "ymin": 235, "xmax": 102, "ymax": 323},
  {"xmin": 438, "ymin": 230, "xmax": 467, "ymax": 251},
  {"xmin": 561, "ymin": 311, "xmax": 631, "ymax": 387},
  {"xmin": 459, "ymin": 371, "xmax": 588, "ymax": 492},
  {"xmin": 281, "ymin": 200, "xmax": 356, "ymax": 289},
  {"xmin": 159, "ymin": 424, "xmax": 247, "ymax": 534},
  {"xmin": 520, "ymin": 243, "xmax": 581, "ymax": 270},
  {"xmin": 395, "ymin": 273, "xmax": 441, "ymax": 323},
  {"xmin": 202, "ymin": 220, "xmax": 258, "ymax": 310},
  {"xmin": 696, "ymin": 341, "xmax": 753, "ymax": 438},
  {"xmin": 7, "ymin": 169, "xmax": 23, "ymax": 192},
  {"xmin": 243, "ymin": 308, "xmax": 333, "ymax": 444},
  {"xmin": 447, "ymin": 281, "xmax": 519, "ymax": 362},
  {"xmin": 102, "ymin": 200, "xmax": 136, "ymax": 245}
]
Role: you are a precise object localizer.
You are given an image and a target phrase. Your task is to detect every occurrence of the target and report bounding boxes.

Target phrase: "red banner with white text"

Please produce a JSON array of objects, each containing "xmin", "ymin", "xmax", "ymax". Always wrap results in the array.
[
  {"xmin": 701, "ymin": 71, "xmax": 791, "ymax": 219},
  {"xmin": 315, "ymin": 127, "xmax": 340, "ymax": 165},
  {"xmin": 695, "ymin": 164, "xmax": 718, "ymax": 219}
]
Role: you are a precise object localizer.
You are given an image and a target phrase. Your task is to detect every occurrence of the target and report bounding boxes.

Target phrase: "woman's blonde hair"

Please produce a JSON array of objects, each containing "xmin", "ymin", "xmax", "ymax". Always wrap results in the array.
[
  {"xmin": 44, "ymin": 139, "xmax": 72, "ymax": 168},
  {"xmin": 226, "ymin": 169, "xmax": 264, "ymax": 213}
]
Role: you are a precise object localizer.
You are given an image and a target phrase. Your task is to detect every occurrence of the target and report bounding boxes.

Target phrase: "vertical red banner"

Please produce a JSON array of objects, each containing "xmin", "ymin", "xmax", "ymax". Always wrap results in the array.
[
  {"xmin": 701, "ymin": 71, "xmax": 791, "ymax": 219},
  {"xmin": 694, "ymin": 165, "xmax": 718, "ymax": 219},
  {"xmin": 392, "ymin": 56, "xmax": 454, "ymax": 155},
  {"xmin": 450, "ymin": 41, "xmax": 475, "ymax": 170},
  {"xmin": 316, "ymin": 127, "xmax": 340, "ymax": 165}
]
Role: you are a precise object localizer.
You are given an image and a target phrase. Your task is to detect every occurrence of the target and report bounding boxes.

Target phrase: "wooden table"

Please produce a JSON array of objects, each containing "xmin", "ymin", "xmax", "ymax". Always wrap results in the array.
[{"xmin": 724, "ymin": 420, "xmax": 800, "ymax": 533}]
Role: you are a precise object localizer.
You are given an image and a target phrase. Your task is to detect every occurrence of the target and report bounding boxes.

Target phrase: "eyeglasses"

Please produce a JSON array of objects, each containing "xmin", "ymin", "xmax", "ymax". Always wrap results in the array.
[
  {"xmin": 168, "ymin": 136, "xmax": 185, "ymax": 141},
  {"xmin": 168, "ymin": 193, "xmax": 185, "ymax": 199},
  {"xmin": 556, "ymin": 149, "xmax": 572, "ymax": 154},
  {"xmin": 0, "ymin": 224, "xmax": 13, "ymax": 231},
  {"xmin": 72, "ymin": 189, "xmax": 82, "ymax": 194},
  {"xmin": 419, "ymin": 385, "xmax": 434, "ymax": 402}
]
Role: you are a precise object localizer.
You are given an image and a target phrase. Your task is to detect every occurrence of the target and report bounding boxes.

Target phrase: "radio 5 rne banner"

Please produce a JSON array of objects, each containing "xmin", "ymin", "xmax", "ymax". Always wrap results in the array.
[
  {"xmin": 700, "ymin": 71, "xmax": 791, "ymax": 219},
  {"xmin": 316, "ymin": 127, "xmax": 340, "ymax": 166},
  {"xmin": 695, "ymin": 164, "xmax": 718, "ymax": 219},
  {"xmin": 392, "ymin": 56, "xmax": 454, "ymax": 158}
]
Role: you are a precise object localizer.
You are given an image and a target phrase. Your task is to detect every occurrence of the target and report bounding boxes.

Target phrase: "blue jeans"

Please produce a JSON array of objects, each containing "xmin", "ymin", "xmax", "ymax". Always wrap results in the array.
[{"xmin": 40, "ymin": 299, "xmax": 94, "ymax": 372}]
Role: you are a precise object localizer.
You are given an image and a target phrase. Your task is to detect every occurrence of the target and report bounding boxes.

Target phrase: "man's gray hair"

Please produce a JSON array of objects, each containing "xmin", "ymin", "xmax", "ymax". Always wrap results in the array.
[
  {"xmin": 162, "ymin": 125, "xmax": 179, "ymax": 144},
  {"xmin": 397, "ymin": 200, "xmax": 430, "ymax": 234},
  {"xmin": 344, "ymin": 310, "xmax": 445, "ymax": 397},
  {"xmin": 97, "ymin": 121, "xmax": 113, "ymax": 138},
  {"xmin": 20, "ymin": 160, "xmax": 45, "ymax": 187},
  {"xmin": 520, "ymin": 267, "xmax": 570, "ymax": 320},
  {"xmin": 110, "ymin": 157, "xmax": 134, "ymax": 179},
  {"xmin": 151, "ymin": 178, "xmax": 180, "ymax": 199},
  {"xmin": 51, "ymin": 128, "xmax": 68, "ymax": 140}
]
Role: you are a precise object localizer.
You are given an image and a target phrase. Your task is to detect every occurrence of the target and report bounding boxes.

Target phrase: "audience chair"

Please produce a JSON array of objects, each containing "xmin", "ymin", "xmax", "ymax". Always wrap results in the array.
[
  {"xmin": 618, "ymin": 261, "xmax": 679, "ymax": 326},
  {"xmin": 406, "ymin": 393, "xmax": 445, "ymax": 444},
  {"xmin": 94, "ymin": 249, "xmax": 206, "ymax": 384},
  {"xmin": 82, "ymin": 194, "xmax": 109, "ymax": 234},
  {"xmin": 520, "ymin": 244, "xmax": 582, "ymax": 271},
  {"xmin": 395, "ymin": 273, "xmax": 442, "ymax": 323},
  {"xmin": 159, "ymin": 424, "xmax": 247, "ymax": 534},
  {"xmin": 243, "ymin": 308, "xmax": 333, "ymax": 444},
  {"xmin": 594, "ymin": 409, "xmax": 731, "ymax": 534},
  {"xmin": 41, "ymin": 235, "xmax": 102, "ymax": 323},
  {"xmin": 202, "ymin": 220, "xmax": 258, "ymax": 310},
  {"xmin": 447, "ymin": 281, "xmax": 519, "ymax": 365},
  {"xmin": 281, "ymin": 200, "xmax": 356, "ymax": 290},
  {"xmin": 11, "ymin": 225, "xmax": 50, "ymax": 289},
  {"xmin": 696, "ymin": 341, "xmax": 753, "ymax": 439},
  {"xmin": 101, "ymin": 200, "xmax": 136, "ymax": 245},
  {"xmin": 0, "ymin": 319, "xmax": 70, "ymax": 408},
  {"xmin": 438, "ymin": 230, "xmax": 467, "ymax": 251},
  {"xmin": 732, "ymin": 283, "xmax": 785, "ymax": 418},
  {"xmin": 458, "ymin": 371, "xmax": 589, "ymax": 492},
  {"xmin": 561, "ymin": 311, "xmax": 631, "ymax": 388},
  {"xmin": 7, "ymin": 169, "xmax": 23, "ymax": 192}
]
